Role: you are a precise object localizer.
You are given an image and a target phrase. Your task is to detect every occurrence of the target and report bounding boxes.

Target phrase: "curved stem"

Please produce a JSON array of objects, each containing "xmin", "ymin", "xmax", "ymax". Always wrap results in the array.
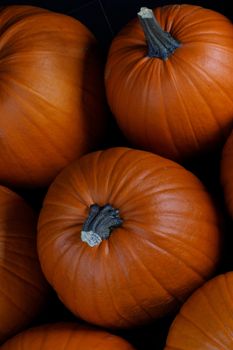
[
  {"xmin": 82, "ymin": 204, "xmax": 100, "ymax": 232},
  {"xmin": 137, "ymin": 7, "xmax": 180, "ymax": 60},
  {"xmin": 81, "ymin": 204, "xmax": 123, "ymax": 247},
  {"xmin": 91, "ymin": 204, "xmax": 114, "ymax": 233}
]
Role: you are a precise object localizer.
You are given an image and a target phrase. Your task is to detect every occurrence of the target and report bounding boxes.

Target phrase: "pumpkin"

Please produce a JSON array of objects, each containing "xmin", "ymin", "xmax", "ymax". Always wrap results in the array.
[
  {"xmin": 1, "ymin": 322, "xmax": 135, "ymax": 349},
  {"xmin": 0, "ymin": 5, "xmax": 106, "ymax": 188},
  {"xmin": 0, "ymin": 185, "xmax": 49, "ymax": 344},
  {"xmin": 165, "ymin": 272, "xmax": 233, "ymax": 349},
  {"xmin": 37, "ymin": 147, "xmax": 221, "ymax": 329},
  {"xmin": 221, "ymin": 129, "xmax": 233, "ymax": 218},
  {"xmin": 105, "ymin": 5, "xmax": 233, "ymax": 162}
]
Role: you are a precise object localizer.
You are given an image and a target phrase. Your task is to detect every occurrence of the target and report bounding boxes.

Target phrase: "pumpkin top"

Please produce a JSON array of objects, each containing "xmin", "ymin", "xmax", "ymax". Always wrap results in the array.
[
  {"xmin": 105, "ymin": 4, "xmax": 233, "ymax": 161},
  {"xmin": 37, "ymin": 147, "xmax": 221, "ymax": 328}
]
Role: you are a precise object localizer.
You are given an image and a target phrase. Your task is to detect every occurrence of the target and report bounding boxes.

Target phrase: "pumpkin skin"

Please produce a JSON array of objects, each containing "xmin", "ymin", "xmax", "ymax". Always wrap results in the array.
[
  {"xmin": 0, "ymin": 185, "xmax": 49, "ymax": 344},
  {"xmin": 1, "ymin": 323, "xmax": 135, "ymax": 349},
  {"xmin": 221, "ymin": 130, "xmax": 233, "ymax": 218},
  {"xmin": 105, "ymin": 5, "xmax": 233, "ymax": 161},
  {"xmin": 0, "ymin": 5, "xmax": 106, "ymax": 188},
  {"xmin": 38, "ymin": 147, "xmax": 221, "ymax": 329},
  {"xmin": 165, "ymin": 272, "xmax": 233, "ymax": 349}
]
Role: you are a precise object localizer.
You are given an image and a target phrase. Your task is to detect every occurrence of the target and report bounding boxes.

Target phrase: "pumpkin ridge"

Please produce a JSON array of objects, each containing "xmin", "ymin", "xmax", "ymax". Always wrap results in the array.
[
  {"xmin": 0, "ymin": 76, "xmax": 74, "ymax": 163},
  {"xmin": 101, "ymin": 247, "xmax": 135, "ymax": 327},
  {"xmin": 71, "ymin": 243, "xmax": 87, "ymax": 319},
  {"xmin": 91, "ymin": 150, "xmax": 106, "ymax": 201},
  {"xmin": 161, "ymin": 4, "xmax": 202, "ymax": 35},
  {"xmin": 175, "ymin": 53, "xmax": 233, "ymax": 105},
  {"xmin": 0, "ymin": 261, "xmax": 46, "ymax": 294},
  {"xmin": 0, "ymin": 282, "xmax": 31, "ymax": 317},
  {"xmin": 2, "ymin": 73, "xmax": 69, "ymax": 114},
  {"xmin": 142, "ymin": 59, "xmax": 161, "ymax": 150},
  {"xmin": 74, "ymin": 158, "xmax": 98, "ymax": 204},
  {"xmin": 3, "ymin": 247, "xmax": 38, "ymax": 260},
  {"xmin": 110, "ymin": 235, "xmax": 154, "ymax": 322},
  {"xmin": 164, "ymin": 59, "xmax": 202, "ymax": 150},
  {"xmin": 2, "ymin": 248, "xmax": 41, "ymax": 270},
  {"xmin": 122, "ymin": 232, "xmax": 182, "ymax": 304},
  {"xmin": 0, "ymin": 233, "xmax": 35, "ymax": 241},
  {"xmin": 171, "ymin": 55, "xmax": 222, "ymax": 131},
  {"xmin": 145, "ymin": 225, "xmax": 217, "ymax": 267},
  {"xmin": 179, "ymin": 311, "xmax": 228, "ymax": 349},
  {"xmin": 0, "ymin": 8, "xmax": 47, "ymax": 45},
  {"xmin": 166, "ymin": 5, "xmax": 228, "ymax": 37},
  {"xmin": 100, "ymin": 149, "xmax": 141, "ymax": 201},
  {"xmin": 126, "ymin": 226, "xmax": 206, "ymax": 281},
  {"xmin": 37, "ymin": 222, "xmax": 75, "ymax": 250},
  {"xmin": 58, "ymin": 326, "xmax": 74, "ymax": 348},
  {"xmin": 161, "ymin": 88, "xmax": 181, "ymax": 156},
  {"xmin": 50, "ymin": 240, "xmax": 76, "ymax": 288},
  {"xmin": 224, "ymin": 275, "xmax": 233, "ymax": 307},
  {"xmin": 54, "ymin": 177, "xmax": 92, "ymax": 208},
  {"xmin": 200, "ymin": 287, "xmax": 233, "ymax": 343}
]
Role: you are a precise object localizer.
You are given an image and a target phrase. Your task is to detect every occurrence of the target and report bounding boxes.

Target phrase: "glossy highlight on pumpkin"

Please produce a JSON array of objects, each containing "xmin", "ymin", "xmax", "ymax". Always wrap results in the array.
[
  {"xmin": 0, "ymin": 185, "xmax": 49, "ymax": 344},
  {"xmin": 0, "ymin": 5, "xmax": 106, "ymax": 188},
  {"xmin": 38, "ymin": 147, "xmax": 221, "ymax": 328},
  {"xmin": 1, "ymin": 323, "xmax": 135, "ymax": 349},
  {"xmin": 165, "ymin": 272, "xmax": 233, "ymax": 349},
  {"xmin": 105, "ymin": 5, "xmax": 233, "ymax": 161}
]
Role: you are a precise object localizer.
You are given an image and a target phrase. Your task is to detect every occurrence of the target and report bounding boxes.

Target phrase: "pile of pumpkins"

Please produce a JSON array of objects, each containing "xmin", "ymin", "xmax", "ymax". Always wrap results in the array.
[{"xmin": 0, "ymin": 3, "xmax": 233, "ymax": 350}]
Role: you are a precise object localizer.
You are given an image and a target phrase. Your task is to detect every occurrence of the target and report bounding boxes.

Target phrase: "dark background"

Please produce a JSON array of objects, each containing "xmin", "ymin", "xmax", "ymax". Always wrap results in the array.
[
  {"xmin": 0, "ymin": 0, "xmax": 232, "ymax": 54},
  {"xmin": 0, "ymin": 1, "xmax": 232, "ymax": 349}
]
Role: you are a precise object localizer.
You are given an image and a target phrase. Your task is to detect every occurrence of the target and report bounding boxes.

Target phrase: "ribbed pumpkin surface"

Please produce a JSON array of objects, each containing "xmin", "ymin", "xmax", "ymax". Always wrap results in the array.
[
  {"xmin": 105, "ymin": 5, "xmax": 233, "ymax": 161},
  {"xmin": 38, "ymin": 147, "xmax": 221, "ymax": 328},
  {"xmin": 0, "ymin": 185, "xmax": 48, "ymax": 344},
  {"xmin": 165, "ymin": 272, "xmax": 233, "ymax": 349},
  {"xmin": 1, "ymin": 323, "xmax": 135, "ymax": 349},
  {"xmin": 0, "ymin": 5, "xmax": 106, "ymax": 187}
]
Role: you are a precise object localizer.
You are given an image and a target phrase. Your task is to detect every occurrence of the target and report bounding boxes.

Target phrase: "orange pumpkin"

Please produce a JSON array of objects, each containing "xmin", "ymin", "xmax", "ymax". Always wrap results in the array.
[
  {"xmin": 0, "ymin": 185, "xmax": 49, "ymax": 344},
  {"xmin": 221, "ymin": 130, "xmax": 233, "ymax": 218},
  {"xmin": 1, "ymin": 322, "xmax": 135, "ymax": 349},
  {"xmin": 105, "ymin": 5, "xmax": 233, "ymax": 161},
  {"xmin": 0, "ymin": 5, "xmax": 106, "ymax": 188},
  {"xmin": 38, "ymin": 147, "xmax": 221, "ymax": 328},
  {"xmin": 165, "ymin": 272, "xmax": 233, "ymax": 349}
]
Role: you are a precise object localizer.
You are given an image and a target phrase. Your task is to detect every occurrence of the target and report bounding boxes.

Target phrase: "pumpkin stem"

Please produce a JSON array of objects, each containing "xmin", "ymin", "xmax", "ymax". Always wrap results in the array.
[
  {"xmin": 81, "ymin": 204, "xmax": 123, "ymax": 247},
  {"xmin": 137, "ymin": 7, "xmax": 180, "ymax": 60}
]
